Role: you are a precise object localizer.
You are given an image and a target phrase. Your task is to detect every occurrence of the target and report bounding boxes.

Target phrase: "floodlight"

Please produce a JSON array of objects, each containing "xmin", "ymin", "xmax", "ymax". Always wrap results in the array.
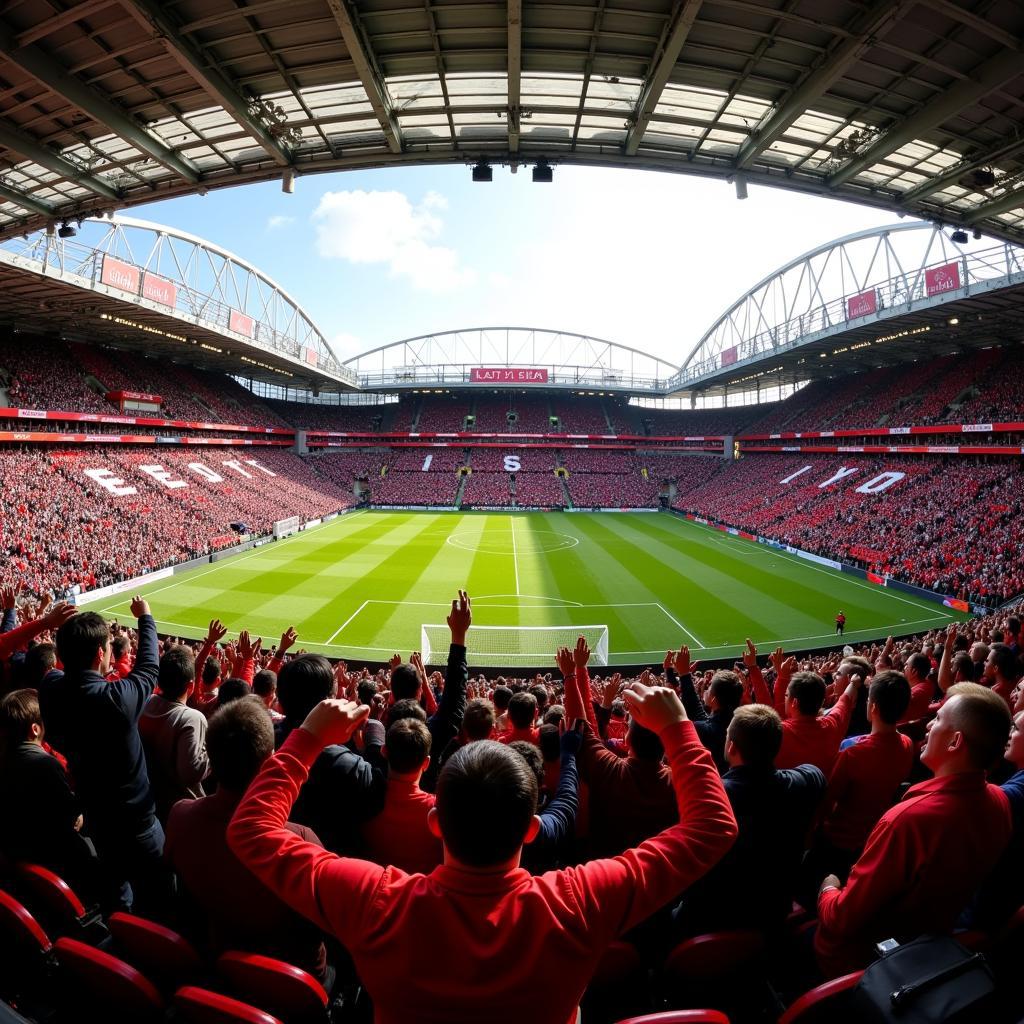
[
  {"xmin": 972, "ymin": 227, "xmax": 982, "ymax": 240},
  {"xmin": 282, "ymin": 168, "xmax": 296, "ymax": 194},
  {"xmin": 950, "ymin": 228, "xmax": 968, "ymax": 244},
  {"xmin": 471, "ymin": 161, "xmax": 493, "ymax": 182},
  {"xmin": 532, "ymin": 161, "xmax": 553, "ymax": 183},
  {"xmin": 57, "ymin": 221, "xmax": 77, "ymax": 239}
]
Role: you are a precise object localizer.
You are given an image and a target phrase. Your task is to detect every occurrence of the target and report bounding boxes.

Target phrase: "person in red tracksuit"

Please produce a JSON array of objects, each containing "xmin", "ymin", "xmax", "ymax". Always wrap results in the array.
[
  {"xmin": 227, "ymin": 599, "xmax": 738, "ymax": 1024},
  {"xmin": 814, "ymin": 682, "xmax": 1013, "ymax": 977}
]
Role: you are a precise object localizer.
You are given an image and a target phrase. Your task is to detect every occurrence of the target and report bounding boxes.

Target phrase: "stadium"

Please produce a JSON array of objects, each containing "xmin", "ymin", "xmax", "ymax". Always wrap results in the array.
[{"xmin": 0, "ymin": 2, "xmax": 1023, "ymax": 1023}]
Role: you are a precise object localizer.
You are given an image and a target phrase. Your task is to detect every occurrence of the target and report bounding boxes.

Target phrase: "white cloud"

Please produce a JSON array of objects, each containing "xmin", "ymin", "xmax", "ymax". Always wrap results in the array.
[
  {"xmin": 329, "ymin": 331, "xmax": 364, "ymax": 359},
  {"xmin": 311, "ymin": 189, "xmax": 474, "ymax": 292},
  {"xmin": 266, "ymin": 215, "xmax": 295, "ymax": 230}
]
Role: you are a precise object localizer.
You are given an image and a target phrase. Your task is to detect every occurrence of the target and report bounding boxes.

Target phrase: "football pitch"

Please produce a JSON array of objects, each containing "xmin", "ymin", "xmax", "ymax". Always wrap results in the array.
[{"xmin": 92, "ymin": 510, "xmax": 967, "ymax": 668}]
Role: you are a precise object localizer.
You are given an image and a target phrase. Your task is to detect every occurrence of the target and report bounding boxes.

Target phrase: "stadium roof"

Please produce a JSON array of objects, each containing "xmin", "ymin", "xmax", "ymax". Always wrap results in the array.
[{"xmin": 1, "ymin": 1, "xmax": 1024, "ymax": 244}]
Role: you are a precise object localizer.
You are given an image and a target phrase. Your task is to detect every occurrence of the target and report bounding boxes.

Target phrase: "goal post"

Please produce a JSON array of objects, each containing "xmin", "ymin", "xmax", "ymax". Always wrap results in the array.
[
  {"xmin": 421, "ymin": 624, "xmax": 609, "ymax": 669},
  {"xmin": 272, "ymin": 515, "xmax": 300, "ymax": 539}
]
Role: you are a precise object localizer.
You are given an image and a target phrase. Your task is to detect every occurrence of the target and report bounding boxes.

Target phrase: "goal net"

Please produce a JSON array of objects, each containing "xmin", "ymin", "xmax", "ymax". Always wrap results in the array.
[
  {"xmin": 421, "ymin": 624, "xmax": 609, "ymax": 669},
  {"xmin": 272, "ymin": 515, "xmax": 301, "ymax": 539}
]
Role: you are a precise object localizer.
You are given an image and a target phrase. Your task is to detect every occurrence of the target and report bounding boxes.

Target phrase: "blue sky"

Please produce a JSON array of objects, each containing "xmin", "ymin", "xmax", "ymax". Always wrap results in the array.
[{"xmin": 131, "ymin": 164, "xmax": 904, "ymax": 367}]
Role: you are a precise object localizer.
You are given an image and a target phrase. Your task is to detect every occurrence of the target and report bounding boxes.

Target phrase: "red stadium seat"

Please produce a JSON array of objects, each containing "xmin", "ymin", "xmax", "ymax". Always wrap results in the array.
[
  {"xmin": 54, "ymin": 935, "xmax": 164, "ymax": 1021},
  {"xmin": 777, "ymin": 971, "xmax": 864, "ymax": 1024},
  {"xmin": 217, "ymin": 951, "xmax": 329, "ymax": 1023},
  {"xmin": 14, "ymin": 862, "xmax": 104, "ymax": 942},
  {"xmin": 614, "ymin": 1014, "xmax": 730, "ymax": 1024},
  {"xmin": 108, "ymin": 911, "xmax": 203, "ymax": 992},
  {"xmin": 581, "ymin": 939, "xmax": 648, "ymax": 1022},
  {"xmin": 175, "ymin": 985, "xmax": 284, "ymax": 1024},
  {"xmin": 0, "ymin": 889, "xmax": 54, "ymax": 1002},
  {"xmin": 661, "ymin": 930, "xmax": 767, "ymax": 1018}
]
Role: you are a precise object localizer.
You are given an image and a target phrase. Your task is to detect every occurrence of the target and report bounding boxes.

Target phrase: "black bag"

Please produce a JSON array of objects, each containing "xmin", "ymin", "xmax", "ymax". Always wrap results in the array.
[{"xmin": 853, "ymin": 935, "xmax": 996, "ymax": 1024}]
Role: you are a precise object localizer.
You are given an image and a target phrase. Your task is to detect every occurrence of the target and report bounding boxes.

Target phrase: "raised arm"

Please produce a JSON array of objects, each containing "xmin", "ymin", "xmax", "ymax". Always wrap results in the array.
[
  {"xmin": 565, "ymin": 682, "xmax": 738, "ymax": 937},
  {"xmin": 266, "ymin": 626, "xmax": 298, "ymax": 676},
  {"xmin": 110, "ymin": 598, "xmax": 160, "ymax": 722},
  {"xmin": 671, "ymin": 645, "xmax": 707, "ymax": 722},
  {"xmin": 534, "ymin": 729, "xmax": 581, "ymax": 850},
  {"xmin": 0, "ymin": 601, "xmax": 75, "ymax": 660},
  {"xmin": 227, "ymin": 698, "xmax": 387, "ymax": 943},
  {"xmin": 937, "ymin": 624, "xmax": 957, "ymax": 695},
  {"xmin": 428, "ymin": 591, "xmax": 470, "ymax": 760}
]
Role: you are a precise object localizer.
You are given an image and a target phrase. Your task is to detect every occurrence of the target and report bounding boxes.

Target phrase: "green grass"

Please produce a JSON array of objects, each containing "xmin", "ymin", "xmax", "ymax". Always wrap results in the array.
[{"xmin": 91, "ymin": 510, "xmax": 967, "ymax": 668}]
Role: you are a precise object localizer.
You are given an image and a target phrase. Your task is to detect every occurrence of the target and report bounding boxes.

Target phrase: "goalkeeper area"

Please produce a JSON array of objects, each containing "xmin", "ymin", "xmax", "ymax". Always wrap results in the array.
[{"xmin": 90, "ymin": 510, "xmax": 968, "ymax": 668}]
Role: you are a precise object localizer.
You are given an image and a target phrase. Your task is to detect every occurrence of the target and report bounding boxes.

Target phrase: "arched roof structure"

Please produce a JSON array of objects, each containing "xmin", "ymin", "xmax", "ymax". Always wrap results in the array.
[{"xmin": 1, "ymin": 1, "xmax": 1023, "ymax": 243}]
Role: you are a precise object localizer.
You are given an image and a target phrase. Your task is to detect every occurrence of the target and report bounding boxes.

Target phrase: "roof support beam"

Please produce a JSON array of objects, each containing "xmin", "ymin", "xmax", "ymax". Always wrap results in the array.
[
  {"xmin": 0, "ymin": 180, "xmax": 53, "ymax": 217},
  {"xmin": 120, "ymin": 0, "xmax": 292, "ymax": 167},
  {"xmin": 828, "ymin": 47, "xmax": 1024, "ymax": 188},
  {"xmin": 0, "ymin": 119, "xmax": 120, "ymax": 200},
  {"xmin": 624, "ymin": 0, "xmax": 703, "ymax": 156},
  {"xmin": 0, "ymin": 20, "xmax": 202, "ymax": 183},
  {"xmin": 899, "ymin": 131, "xmax": 1024, "ymax": 204},
  {"xmin": 734, "ymin": 0, "xmax": 910, "ymax": 170},
  {"xmin": 964, "ymin": 186, "xmax": 1024, "ymax": 225},
  {"xmin": 324, "ymin": 0, "xmax": 403, "ymax": 154},
  {"xmin": 508, "ymin": 0, "xmax": 522, "ymax": 153}
]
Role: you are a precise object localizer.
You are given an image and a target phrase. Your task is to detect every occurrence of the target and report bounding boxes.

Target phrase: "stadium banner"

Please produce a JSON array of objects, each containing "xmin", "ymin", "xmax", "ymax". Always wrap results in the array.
[
  {"xmin": 846, "ymin": 289, "xmax": 877, "ymax": 319},
  {"xmin": 303, "ymin": 347, "xmax": 319, "ymax": 367},
  {"xmin": 229, "ymin": 309, "xmax": 255, "ymax": 337},
  {"xmin": 720, "ymin": 346, "xmax": 738, "ymax": 366},
  {"xmin": 74, "ymin": 566, "xmax": 173, "ymax": 606},
  {"xmin": 866, "ymin": 571, "xmax": 886, "ymax": 585},
  {"xmin": 924, "ymin": 261, "xmax": 961, "ymax": 296},
  {"xmin": 100, "ymin": 255, "xmax": 141, "ymax": 293},
  {"xmin": 0, "ymin": 431, "xmax": 291, "ymax": 446},
  {"xmin": 839, "ymin": 563, "xmax": 870, "ymax": 582},
  {"xmin": 469, "ymin": 367, "xmax": 549, "ymax": 383},
  {"xmin": 142, "ymin": 272, "xmax": 177, "ymax": 307},
  {"xmin": 739, "ymin": 423, "xmax": 1024, "ymax": 441},
  {"xmin": 0, "ymin": 407, "xmax": 293, "ymax": 435},
  {"xmin": 107, "ymin": 390, "xmax": 162, "ymax": 405},
  {"xmin": 943, "ymin": 597, "xmax": 970, "ymax": 613},
  {"xmin": 796, "ymin": 550, "xmax": 843, "ymax": 570}
]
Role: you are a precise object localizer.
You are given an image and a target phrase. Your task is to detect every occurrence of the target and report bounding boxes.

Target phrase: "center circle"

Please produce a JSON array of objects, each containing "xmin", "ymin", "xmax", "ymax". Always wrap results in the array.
[{"xmin": 446, "ymin": 529, "xmax": 579, "ymax": 555}]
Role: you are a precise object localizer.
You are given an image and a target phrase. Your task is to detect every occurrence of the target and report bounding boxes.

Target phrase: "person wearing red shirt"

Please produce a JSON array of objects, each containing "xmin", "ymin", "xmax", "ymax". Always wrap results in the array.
[
  {"xmin": 899, "ymin": 651, "xmax": 936, "ymax": 724},
  {"xmin": 814, "ymin": 682, "xmax": 1013, "ymax": 977},
  {"xmin": 982, "ymin": 642, "xmax": 1018, "ymax": 711},
  {"xmin": 227, "ymin": 667, "xmax": 737, "ymax": 1024},
  {"xmin": 498, "ymin": 691, "xmax": 540, "ymax": 746},
  {"xmin": 805, "ymin": 671, "xmax": 915, "ymax": 890},
  {"xmin": 361, "ymin": 717, "xmax": 442, "ymax": 875}
]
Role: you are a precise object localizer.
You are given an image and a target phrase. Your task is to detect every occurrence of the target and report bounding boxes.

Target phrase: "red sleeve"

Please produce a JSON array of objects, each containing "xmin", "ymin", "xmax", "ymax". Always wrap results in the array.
[
  {"xmin": 266, "ymin": 656, "xmax": 284, "ymax": 676},
  {"xmin": 575, "ymin": 667, "xmax": 598, "ymax": 732},
  {"xmin": 422, "ymin": 681, "xmax": 438, "ymax": 718},
  {"xmin": 0, "ymin": 617, "xmax": 52, "ymax": 660},
  {"xmin": 899, "ymin": 683, "xmax": 933, "ymax": 724},
  {"xmin": 237, "ymin": 656, "xmax": 256, "ymax": 685},
  {"xmin": 227, "ymin": 728, "xmax": 388, "ymax": 944},
  {"xmin": 560, "ymin": 720, "xmax": 738, "ymax": 937},
  {"xmin": 194, "ymin": 639, "xmax": 215, "ymax": 687},
  {"xmin": 824, "ymin": 688, "xmax": 855, "ymax": 735},
  {"xmin": 748, "ymin": 665, "xmax": 776, "ymax": 710},
  {"xmin": 562, "ymin": 669, "xmax": 589, "ymax": 725}
]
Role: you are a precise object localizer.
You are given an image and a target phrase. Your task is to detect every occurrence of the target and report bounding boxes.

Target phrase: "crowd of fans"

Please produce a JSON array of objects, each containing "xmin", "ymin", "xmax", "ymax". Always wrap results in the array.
[
  {"xmin": 371, "ymin": 471, "xmax": 459, "ymax": 506},
  {"xmin": 673, "ymin": 454, "xmax": 1024, "ymax": 605},
  {"xmin": 0, "ymin": 587, "xmax": 1021, "ymax": 1022}
]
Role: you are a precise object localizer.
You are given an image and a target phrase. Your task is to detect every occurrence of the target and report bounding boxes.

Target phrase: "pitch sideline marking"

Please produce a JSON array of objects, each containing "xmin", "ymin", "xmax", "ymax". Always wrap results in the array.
[
  {"xmin": 324, "ymin": 600, "xmax": 370, "ymax": 645},
  {"xmin": 681, "ymin": 519, "xmax": 955, "ymax": 619},
  {"xmin": 654, "ymin": 603, "xmax": 705, "ymax": 648}
]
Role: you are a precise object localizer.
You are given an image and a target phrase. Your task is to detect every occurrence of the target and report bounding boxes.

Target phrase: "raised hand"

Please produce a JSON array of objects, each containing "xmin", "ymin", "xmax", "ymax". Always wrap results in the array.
[
  {"xmin": 573, "ymin": 635, "xmax": 590, "ymax": 669},
  {"xmin": 300, "ymin": 698, "xmax": 371, "ymax": 747},
  {"xmin": 129, "ymin": 595, "xmax": 151, "ymax": 619},
  {"xmin": 0, "ymin": 582, "xmax": 21, "ymax": 611},
  {"xmin": 447, "ymin": 590, "xmax": 471, "ymax": 645},
  {"xmin": 388, "ymin": 653, "xmax": 402, "ymax": 671},
  {"xmin": 206, "ymin": 619, "xmax": 228, "ymax": 644},
  {"xmin": 623, "ymin": 679, "xmax": 688, "ymax": 734},
  {"xmin": 41, "ymin": 601, "xmax": 77, "ymax": 631},
  {"xmin": 601, "ymin": 672, "xmax": 622, "ymax": 708},
  {"xmin": 277, "ymin": 626, "xmax": 298, "ymax": 655},
  {"xmin": 743, "ymin": 638, "xmax": 758, "ymax": 670},
  {"xmin": 238, "ymin": 630, "xmax": 262, "ymax": 661},
  {"xmin": 943, "ymin": 624, "xmax": 958, "ymax": 652},
  {"xmin": 673, "ymin": 645, "xmax": 698, "ymax": 677},
  {"xmin": 555, "ymin": 646, "xmax": 575, "ymax": 678}
]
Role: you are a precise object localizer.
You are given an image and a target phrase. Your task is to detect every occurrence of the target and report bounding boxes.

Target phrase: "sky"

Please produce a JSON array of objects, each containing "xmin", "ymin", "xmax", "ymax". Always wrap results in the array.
[{"xmin": 130, "ymin": 164, "xmax": 905, "ymax": 368}]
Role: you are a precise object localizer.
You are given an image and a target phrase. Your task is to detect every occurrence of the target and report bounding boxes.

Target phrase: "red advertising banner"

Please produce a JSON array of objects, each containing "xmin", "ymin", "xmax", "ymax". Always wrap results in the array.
[
  {"xmin": 107, "ymin": 390, "xmax": 162, "ymax": 405},
  {"xmin": 925, "ymin": 261, "xmax": 961, "ymax": 297},
  {"xmin": 721, "ymin": 346, "xmax": 738, "ymax": 367},
  {"xmin": 229, "ymin": 309, "xmax": 254, "ymax": 338},
  {"xmin": 303, "ymin": 346, "xmax": 318, "ymax": 367},
  {"xmin": 142, "ymin": 272, "xmax": 177, "ymax": 307},
  {"xmin": 100, "ymin": 255, "xmax": 140, "ymax": 294},
  {"xmin": 846, "ymin": 288, "xmax": 877, "ymax": 319},
  {"xmin": 0, "ymin": 432, "xmax": 291, "ymax": 446},
  {"xmin": 469, "ymin": 367, "xmax": 549, "ymax": 383},
  {"xmin": 0, "ymin": 407, "xmax": 294, "ymax": 435}
]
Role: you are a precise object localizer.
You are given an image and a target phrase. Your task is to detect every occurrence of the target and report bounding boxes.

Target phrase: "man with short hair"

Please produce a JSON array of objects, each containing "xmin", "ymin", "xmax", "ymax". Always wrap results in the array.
[
  {"xmin": 165, "ymin": 696, "xmax": 327, "ymax": 981},
  {"xmin": 982, "ymin": 642, "xmax": 1019, "ymax": 710},
  {"xmin": 814, "ymin": 683, "xmax": 1013, "ymax": 977},
  {"xmin": 227, "ymin": 664, "xmax": 737, "ymax": 1024},
  {"xmin": 492, "ymin": 684, "xmax": 513, "ymax": 736},
  {"xmin": 140, "ymin": 645, "xmax": 209, "ymax": 822},
  {"xmin": 667, "ymin": 647, "xmax": 742, "ymax": 773},
  {"xmin": 361, "ymin": 718, "xmax": 442, "ymax": 875},
  {"xmin": 253, "ymin": 669, "xmax": 283, "ymax": 722},
  {"xmin": 39, "ymin": 597, "xmax": 170, "ymax": 913},
  {"xmin": 900, "ymin": 651, "xmax": 936, "ymax": 723},
  {"xmin": 499, "ymin": 691, "xmax": 540, "ymax": 746},
  {"xmin": 674, "ymin": 703, "xmax": 825, "ymax": 935}
]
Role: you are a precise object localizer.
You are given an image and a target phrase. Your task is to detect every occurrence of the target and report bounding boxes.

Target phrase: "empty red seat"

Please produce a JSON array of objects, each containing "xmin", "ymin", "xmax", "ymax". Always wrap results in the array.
[
  {"xmin": 176, "ymin": 985, "xmax": 284, "ymax": 1024},
  {"xmin": 15, "ymin": 863, "xmax": 103, "ymax": 942},
  {"xmin": 108, "ymin": 911, "xmax": 203, "ymax": 992},
  {"xmin": 615, "ymin": 1013, "xmax": 730, "ymax": 1024},
  {"xmin": 661, "ymin": 930, "xmax": 767, "ymax": 1018},
  {"xmin": 54, "ymin": 935, "xmax": 164, "ymax": 1021},
  {"xmin": 217, "ymin": 951, "xmax": 329, "ymax": 1023},
  {"xmin": 778, "ymin": 971, "xmax": 864, "ymax": 1024},
  {"xmin": 0, "ymin": 889, "xmax": 54, "ymax": 1003}
]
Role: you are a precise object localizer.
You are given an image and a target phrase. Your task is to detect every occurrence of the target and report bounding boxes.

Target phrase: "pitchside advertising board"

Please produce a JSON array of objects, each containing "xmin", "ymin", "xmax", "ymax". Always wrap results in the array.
[{"xmin": 469, "ymin": 368, "xmax": 549, "ymax": 383}]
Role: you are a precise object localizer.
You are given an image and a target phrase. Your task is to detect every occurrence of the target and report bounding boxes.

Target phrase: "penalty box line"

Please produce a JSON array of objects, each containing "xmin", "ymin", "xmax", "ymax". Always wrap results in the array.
[{"xmin": 320, "ymin": 599, "xmax": 671, "ymax": 646}]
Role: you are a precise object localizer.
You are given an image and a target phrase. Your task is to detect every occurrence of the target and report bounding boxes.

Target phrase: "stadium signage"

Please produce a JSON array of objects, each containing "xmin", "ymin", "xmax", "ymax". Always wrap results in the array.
[
  {"xmin": 469, "ymin": 367, "xmax": 549, "ymax": 383},
  {"xmin": 924, "ymin": 261, "xmax": 961, "ymax": 296},
  {"xmin": 720, "ymin": 346, "xmax": 738, "ymax": 367},
  {"xmin": 107, "ymin": 390, "xmax": 162, "ymax": 404},
  {"xmin": 1, "ymin": 407, "xmax": 293, "ymax": 435},
  {"xmin": 846, "ymin": 289, "xmax": 877, "ymax": 319},
  {"xmin": 100, "ymin": 255, "xmax": 140, "ymax": 293},
  {"xmin": 142, "ymin": 272, "xmax": 177, "ymax": 307},
  {"xmin": 229, "ymin": 309, "xmax": 255, "ymax": 338},
  {"xmin": 82, "ymin": 458, "xmax": 278, "ymax": 496},
  {"xmin": 962, "ymin": 423, "xmax": 993, "ymax": 432}
]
